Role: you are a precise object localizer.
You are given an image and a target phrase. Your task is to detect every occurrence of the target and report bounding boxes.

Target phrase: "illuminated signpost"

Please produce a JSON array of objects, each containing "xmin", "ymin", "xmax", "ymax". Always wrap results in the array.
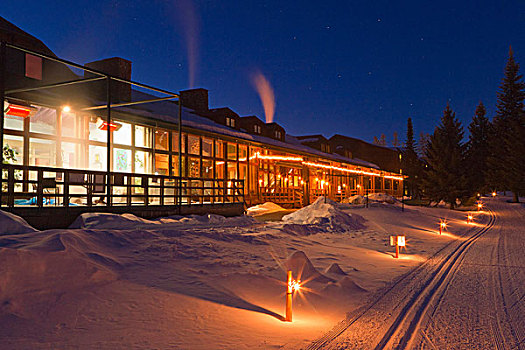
[
  {"xmin": 390, "ymin": 235, "xmax": 406, "ymax": 259},
  {"xmin": 285, "ymin": 270, "xmax": 301, "ymax": 322},
  {"xmin": 439, "ymin": 220, "xmax": 447, "ymax": 235},
  {"xmin": 477, "ymin": 202, "xmax": 483, "ymax": 211},
  {"xmin": 467, "ymin": 213, "xmax": 473, "ymax": 224}
]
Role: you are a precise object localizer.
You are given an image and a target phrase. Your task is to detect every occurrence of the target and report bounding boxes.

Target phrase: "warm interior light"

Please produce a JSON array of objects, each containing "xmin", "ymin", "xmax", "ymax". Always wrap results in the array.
[{"xmin": 62, "ymin": 105, "xmax": 71, "ymax": 113}]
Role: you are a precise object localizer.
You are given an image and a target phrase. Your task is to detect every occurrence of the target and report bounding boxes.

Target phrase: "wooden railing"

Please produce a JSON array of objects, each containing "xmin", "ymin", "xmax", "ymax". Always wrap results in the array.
[{"xmin": 0, "ymin": 164, "xmax": 244, "ymax": 208}]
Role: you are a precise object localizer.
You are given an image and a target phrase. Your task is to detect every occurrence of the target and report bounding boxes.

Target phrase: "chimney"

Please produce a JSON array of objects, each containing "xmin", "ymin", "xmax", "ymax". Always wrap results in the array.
[
  {"xmin": 180, "ymin": 88, "xmax": 209, "ymax": 113},
  {"xmin": 84, "ymin": 57, "xmax": 132, "ymax": 102}
]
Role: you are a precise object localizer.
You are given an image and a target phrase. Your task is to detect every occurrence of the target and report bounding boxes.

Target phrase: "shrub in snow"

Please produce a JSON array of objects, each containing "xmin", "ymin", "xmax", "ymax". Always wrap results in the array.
[
  {"xmin": 282, "ymin": 197, "xmax": 365, "ymax": 232},
  {"xmin": 0, "ymin": 210, "xmax": 38, "ymax": 234},
  {"xmin": 341, "ymin": 195, "xmax": 366, "ymax": 204},
  {"xmin": 367, "ymin": 193, "xmax": 396, "ymax": 204}
]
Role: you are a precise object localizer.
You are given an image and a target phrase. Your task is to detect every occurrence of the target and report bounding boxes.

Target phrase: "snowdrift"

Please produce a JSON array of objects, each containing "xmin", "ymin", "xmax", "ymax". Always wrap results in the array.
[
  {"xmin": 0, "ymin": 210, "xmax": 38, "ymax": 235},
  {"xmin": 342, "ymin": 193, "xmax": 397, "ymax": 205},
  {"xmin": 70, "ymin": 212, "xmax": 256, "ymax": 229},
  {"xmin": 246, "ymin": 202, "xmax": 286, "ymax": 216},
  {"xmin": 282, "ymin": 197, "xmax": 365, "ymax": 232},
  {"xmin": 285, "ymin": 250, "xmax": 334, "ymax": 283}
]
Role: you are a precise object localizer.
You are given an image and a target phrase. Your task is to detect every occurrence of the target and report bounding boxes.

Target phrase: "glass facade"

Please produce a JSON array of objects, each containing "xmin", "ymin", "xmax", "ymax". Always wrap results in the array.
[{"xmin": 2, "ymin": 100, "xmax": 402, "ymax": 208}]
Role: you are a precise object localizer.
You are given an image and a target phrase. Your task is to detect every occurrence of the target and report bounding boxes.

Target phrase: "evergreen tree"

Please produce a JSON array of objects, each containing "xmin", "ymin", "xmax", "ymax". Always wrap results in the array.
[
  {"xmin": 402, "ymin": 118, "xmax": 421, "ymax": 198},
  {"xmin": 422, "ymin": 104, "xmax": 467, "ymax": 209},
  {"xmin": 379, "ymin": 133, "xmax": 387, "ymax": 146},
  {"xmin": 417, "ymin": 132, "xmax": 430, "ymax": 158},
  {"xmin": 487, "ymin": 47, "xmax": 525, "ymax": 202},
  {"xmin": 466, "ymin": 102, "xmax": 491, "ymax": 194}
]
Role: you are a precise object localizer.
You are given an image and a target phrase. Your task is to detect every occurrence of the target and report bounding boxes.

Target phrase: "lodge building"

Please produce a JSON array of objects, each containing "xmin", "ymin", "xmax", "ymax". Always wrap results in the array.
[{"xmin": 0, "ymin": 17, "xmax": 403, "ymax": 228}]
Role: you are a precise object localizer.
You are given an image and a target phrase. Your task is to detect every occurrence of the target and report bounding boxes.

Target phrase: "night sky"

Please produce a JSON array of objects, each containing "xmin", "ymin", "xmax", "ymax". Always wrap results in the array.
[{"xmin": 2, "ymin": 1, "xmax": 524, "ymax": 143}]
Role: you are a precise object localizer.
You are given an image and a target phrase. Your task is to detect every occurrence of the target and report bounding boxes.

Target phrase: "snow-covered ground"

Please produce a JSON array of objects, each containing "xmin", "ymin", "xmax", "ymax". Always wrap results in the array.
[{"xmin": 0, "ymin": 196, "xmax": 492, "ymax": 349}]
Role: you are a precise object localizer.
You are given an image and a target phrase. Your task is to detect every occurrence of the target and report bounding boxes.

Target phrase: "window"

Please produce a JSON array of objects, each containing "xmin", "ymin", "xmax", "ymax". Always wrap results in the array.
[
  {"xmin": 135, "ymin": 125, "xmax": 152, "ymax": 148},
  {"xmin": 89, "ymin": 117, "xmax": 108, "ymax": 142},
  {"xmin": 3, "ymin": 135, "xmax": 23, "ymax": 164},
  {"xmin": 188, "ymin": 135, "xmax": 200, "ymax": 155},
  {"xmin": 155, "ymin": 129, "xmax": 169, "ymax": 150},
  {"xmin": 30, "ymin": 106, "xmax": 57, "ymax": 135},
  {"xmin": 254, "ymin": 125, "xmax": 262, "ymax": 134},
  {"xmin": 29, "ymin": 138, "xmax": 56, "ymax": 167},
  {"xmin": 202, "ymin": 138, "xmax": 213, "ymax": 157},
  {"xmin": 155, "ymin": 154, "xmax": 169, "ymax": 175},
  {"xmin": 239, "ymin": 145, "xmax": 247, "ymax": 161},
  {"xmin": 113, "ymin": 121, "xmax": 132, "ymax": 146},
  {"xmin": 188, "ymin": 157, "xmax": 200, "ymax": 177},
  {"xmin": 61, "ymin": 112, "xmax": 84, "ymax": 139},
  {"xmin": 3, "ymin": 102, "xmax": 25, "ymax": 131},
  {"xmin": 202, "ymin": 159, "xmax": 213, "ymax": 179},
  {"xmin": 114, "ymin": 148, "xmax": 132, "ymax": 172},
  {"xmin": 226, "ymin": 117, "xmax": 235, "ymax": 127},
  {"xmin": 135, "ymin": 151, "xmax": 152, "ymax": 174},
  {"xmin": 172, "ymin": 132, "xmax": 186, "ymax": 153},
  {"xmin": 61, "ymin": 142, "xmax": 83, "ymax": 169},
  {"xmin": 275, "ymin": 131, "xmax": 282, "ymax": 139},
  {"xmin": 215, "ymin": 140, "xmax": 224, "ymax": 158},
  {"xmin": 227, "ymin": 143, "xmax": 237, "ymax": 160},
  {"xmin": 88, "ymin": 145, "xmax": 107, "ymax": 171}
]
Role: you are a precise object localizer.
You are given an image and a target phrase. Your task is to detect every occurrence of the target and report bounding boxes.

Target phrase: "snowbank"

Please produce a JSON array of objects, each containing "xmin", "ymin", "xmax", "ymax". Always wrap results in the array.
[
  {"xmin": 0, "ymin": 210, "xmax": 38, "ymax": 234},
  {"xmin": 246, "ymin": 202, "xmax": 286, "ymax": 216},
  {"xmin": 70, "ymin": 212, "xmax": 256, "ymax": 229},
  {"xmin": 342, "ymin": 193, "xmax": 396, "ymax": 205},
  {"xmin": 342, "ymin": 195, "xmax": 367, "ymax": 205},
  {"xmin": 285, "ymin": 250, "xmax": 334, "ymax": 283},
  {"xmin": 367, "ymin": 193, "xmax": 396, "ymax": 204},
  {"xmin": 282, "ymin": 197, "xmax": 365, "ymax": 232}
]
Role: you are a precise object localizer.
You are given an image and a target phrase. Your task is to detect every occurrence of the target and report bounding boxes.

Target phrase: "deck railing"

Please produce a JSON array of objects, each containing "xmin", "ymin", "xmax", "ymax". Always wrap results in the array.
[{"xmin": 0, "ymin": 164, "xmax": 244, "ymax": 208}]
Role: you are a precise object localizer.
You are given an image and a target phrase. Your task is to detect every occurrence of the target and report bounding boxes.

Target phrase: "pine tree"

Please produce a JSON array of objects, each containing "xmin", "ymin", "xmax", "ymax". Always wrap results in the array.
[
  {"xmin": 487, "ymin": 47, "xmax": 525, "ymax": 202},
  {"xmin": 417, "ymin": 132, "xmax": 430, "ymax": 158},
  {"xmin": 402, "ymin": 118, "xmax": 421, "ymax": 198},
  {"xmin": 422, "ymin": 104, "xmax": 467, "ymax": 209},
  {"xmin": 466, "ymin": 102, "xmax": 491, "ymax": 194}
]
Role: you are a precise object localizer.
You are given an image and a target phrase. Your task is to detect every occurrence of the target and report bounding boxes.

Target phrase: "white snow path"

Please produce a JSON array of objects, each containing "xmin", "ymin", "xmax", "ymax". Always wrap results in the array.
[{"xmin": 311, "ymin": 197, "xmax": 525, "ymax": 350}]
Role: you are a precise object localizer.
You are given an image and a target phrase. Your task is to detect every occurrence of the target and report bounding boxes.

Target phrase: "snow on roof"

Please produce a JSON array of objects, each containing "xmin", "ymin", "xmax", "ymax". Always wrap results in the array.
[{"xmin": 115, "ymin": 90, "xmax": 381, "ymax": 170}]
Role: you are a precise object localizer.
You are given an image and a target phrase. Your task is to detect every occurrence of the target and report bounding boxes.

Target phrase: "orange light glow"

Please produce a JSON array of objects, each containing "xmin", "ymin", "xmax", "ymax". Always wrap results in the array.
[
  {"xmin": 492, "ymin": 192, "xmax": 497, "ymax": 197},
  {"xmin": 62, "ymin": 105, "xmax": 71, "ymax": 113},
  {"xmin": 6, "ymin": 104, "xmax": 33, "ymax": 118}
]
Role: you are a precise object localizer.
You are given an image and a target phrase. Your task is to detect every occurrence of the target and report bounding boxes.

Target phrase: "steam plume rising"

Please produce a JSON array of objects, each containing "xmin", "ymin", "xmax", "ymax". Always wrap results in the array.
[
  {"xmin": 174, "ymin": 0, "xmax": 199, "ymax": 88},
  {"xmin": 251, "ymin": 71, "xmax": 275, "ymax": 123}
]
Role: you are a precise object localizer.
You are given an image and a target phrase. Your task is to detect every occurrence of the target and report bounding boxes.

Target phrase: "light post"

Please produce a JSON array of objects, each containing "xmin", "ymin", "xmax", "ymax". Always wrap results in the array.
[
  {"xmin": 467, "ymin": 213, "xmax": 473, "ymax": 224},
  {"xmin": 285, "ymin": 270, "xmax": 300, "ymax": 322},
  {"xmin": 390, "ymin": 235, "xmax": 406, "ymax": 258},
  {"xmin": 439, "ymin": 220, "xmax": 447, "ymax": 235}
]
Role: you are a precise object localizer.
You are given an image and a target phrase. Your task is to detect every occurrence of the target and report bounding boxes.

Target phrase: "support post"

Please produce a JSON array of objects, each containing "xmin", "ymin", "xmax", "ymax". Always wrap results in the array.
[
  {"xmin": 178, "ymin": 96, "xmax": 182, "ymax": 212},
  {"xmin": 395, "ymin": 242, "xmax": 399, "ymax": 259},
  {"xmin": 106, "ymin": 76, "xmax": 112, "ymax": 206},
  {"xmin": 0, "ymin": 42, "xmax": 5, "ymax": 206},
  {"xmin": 285, "ymin": 270, "xmax": 293, "ymax": 322},
  {"xmin": 401, "ymin": 176, "xmax": 405, "ymax": 212}
]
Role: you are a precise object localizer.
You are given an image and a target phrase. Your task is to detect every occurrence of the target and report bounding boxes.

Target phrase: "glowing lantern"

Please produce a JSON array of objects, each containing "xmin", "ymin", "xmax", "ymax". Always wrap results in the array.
[
  {"xmin": 285, "ymin": 270, "xmax": 301, "ymax": 322},
  {"xmin": 390, "ymin": 235, "xmax": 405, "ymax": 258},
  {"xmin": 439, "ymin": 220, "xmax": 447, "ymax": 235},
  {"xmin": 477, "ymin": 202, "xmax": 483, "ymax": 211},
  {"xmin": 62, "ymin": 105, "xmax": 71, "ymax": 113},
  {"xmin": 492, "ymin": 192, "xmax": 497, "ymax": 197},
  {"xmin": 467, "ymin": 213, "xmax": 473, "ymax": 224}
]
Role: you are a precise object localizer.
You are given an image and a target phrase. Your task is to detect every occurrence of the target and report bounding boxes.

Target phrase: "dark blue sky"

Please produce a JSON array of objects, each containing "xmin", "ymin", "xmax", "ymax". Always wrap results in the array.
[{"xmin": 2, "ymin": 1, "xmax": 524, "ymax": 143}]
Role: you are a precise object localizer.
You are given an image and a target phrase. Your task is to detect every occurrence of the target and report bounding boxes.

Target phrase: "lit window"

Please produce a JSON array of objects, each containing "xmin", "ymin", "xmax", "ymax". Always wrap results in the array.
[
  {"xmin": 275, "ymin": 131, "xmax": 281, "ymax": 139},
  {"xmin": 226, "ymin": 117, "xmax": 235, "ymax": 127},
  {"xmin": 254, "ymin": 125, "xmax": 262, "ymax": 134}
]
